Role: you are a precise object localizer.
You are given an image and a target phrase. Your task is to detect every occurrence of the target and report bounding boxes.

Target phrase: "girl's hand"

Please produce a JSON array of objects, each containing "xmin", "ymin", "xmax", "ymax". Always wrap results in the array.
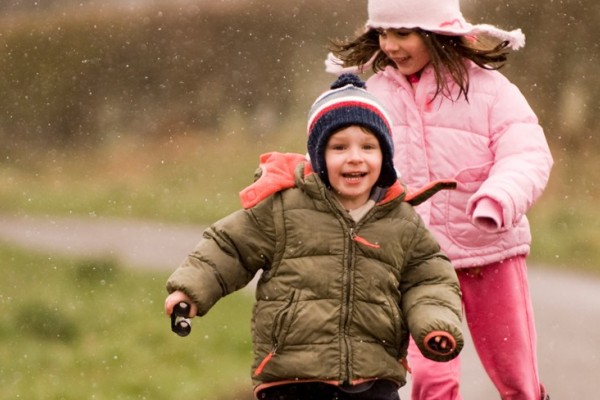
[{"xmin": 165, "ymin": 290, "xmax": 198, "ymax": 318}]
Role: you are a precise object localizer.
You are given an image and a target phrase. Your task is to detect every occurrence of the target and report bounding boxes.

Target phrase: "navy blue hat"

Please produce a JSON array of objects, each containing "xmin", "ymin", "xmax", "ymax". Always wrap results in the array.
[{"xmin": 307, "ymin": 74, "xmax": 396, "ymax": 188}]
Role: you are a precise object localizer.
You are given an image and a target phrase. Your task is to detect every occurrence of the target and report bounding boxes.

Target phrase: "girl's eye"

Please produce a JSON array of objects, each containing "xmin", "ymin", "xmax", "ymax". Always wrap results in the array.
[{"xmin": 377, "ymin": 29, "xmax": 410, "ymax": 38}]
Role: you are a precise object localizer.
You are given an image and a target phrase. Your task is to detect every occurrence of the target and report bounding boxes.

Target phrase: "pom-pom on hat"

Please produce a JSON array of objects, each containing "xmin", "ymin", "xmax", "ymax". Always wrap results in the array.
[
  {"xmin": 307, "ymin": 73, "xmax": 396, "ymax": 189},
  {"xmin": 367, "ymin": 0, "xmax": 525, "ymax": 50}
]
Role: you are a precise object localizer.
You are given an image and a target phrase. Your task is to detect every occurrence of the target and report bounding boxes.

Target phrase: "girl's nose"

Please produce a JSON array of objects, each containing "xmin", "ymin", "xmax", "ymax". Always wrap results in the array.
[{"xmin": 380, "ymin": 35, "xmax": 399, "ymax": 53}]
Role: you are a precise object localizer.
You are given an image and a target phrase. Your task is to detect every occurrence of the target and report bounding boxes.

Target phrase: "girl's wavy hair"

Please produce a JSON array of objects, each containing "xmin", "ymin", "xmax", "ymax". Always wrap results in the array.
[{"xmin": 330, "ymin": 28, "xmax": 510, "ymax": 102}]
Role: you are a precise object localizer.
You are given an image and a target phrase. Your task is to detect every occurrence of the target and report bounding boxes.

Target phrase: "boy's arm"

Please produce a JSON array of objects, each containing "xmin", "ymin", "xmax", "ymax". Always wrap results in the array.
[
  {"xmin": 166, "ymin": 200, "xmax": 276, "ymax": 316},
  {"xmin": 400, "ymin": 218, "xmax": 464, "ymax": 362}
]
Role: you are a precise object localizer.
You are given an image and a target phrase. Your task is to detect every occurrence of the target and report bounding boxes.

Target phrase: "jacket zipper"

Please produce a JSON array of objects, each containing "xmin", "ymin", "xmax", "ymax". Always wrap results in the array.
[
  {"xmin": 351, "ymin": 233, "xmax": 381, "ymax": 248},
  {"xmin": 253, "ymin": 344, "xmax": 277, "ymax": 376},
  {"xmin": 343, "ymin": 225, "xmax": 382, "ymax": 383},
  {"xmin": 341, "ymin": 228, "xmax": 355, "ymax": 383}
]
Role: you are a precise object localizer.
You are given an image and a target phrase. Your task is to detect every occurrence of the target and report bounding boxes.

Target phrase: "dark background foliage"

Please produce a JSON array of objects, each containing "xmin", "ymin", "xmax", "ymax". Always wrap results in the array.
[{"xmin": 0, "ymin": 0, "xmax": 597, "ymax": 155}]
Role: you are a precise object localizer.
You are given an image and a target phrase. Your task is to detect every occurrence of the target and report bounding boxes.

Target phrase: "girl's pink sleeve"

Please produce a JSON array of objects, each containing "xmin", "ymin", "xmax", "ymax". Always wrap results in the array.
[
  {"xmin": 467, "ymin": 79, "xmax": 553, "ymax": 228},
  {"xmin": 471, "ymin": 196, "xmax": 504, "ymax": 232}
]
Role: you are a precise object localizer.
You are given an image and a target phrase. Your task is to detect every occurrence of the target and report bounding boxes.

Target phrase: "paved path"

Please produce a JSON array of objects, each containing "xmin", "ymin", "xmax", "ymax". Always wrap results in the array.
[{"xmin": 1, "ymin": 213, "xmax": 598, "ymax": 399}]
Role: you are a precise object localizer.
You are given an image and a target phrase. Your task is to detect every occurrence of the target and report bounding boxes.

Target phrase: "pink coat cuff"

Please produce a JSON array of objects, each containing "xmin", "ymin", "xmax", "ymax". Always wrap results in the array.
[{"xmin": 471, "ymin": 197, "xmax": 504, "ymax": 232}]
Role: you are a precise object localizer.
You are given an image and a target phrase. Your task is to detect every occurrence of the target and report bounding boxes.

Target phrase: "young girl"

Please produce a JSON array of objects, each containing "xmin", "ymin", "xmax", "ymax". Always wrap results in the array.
[
  {"xmin": 326, "ymin": 1, "xmax": 553, "ymax": 400},
  {"xmin": 165, "ymin": 74, "xmax": 464, "ymax": 400}
]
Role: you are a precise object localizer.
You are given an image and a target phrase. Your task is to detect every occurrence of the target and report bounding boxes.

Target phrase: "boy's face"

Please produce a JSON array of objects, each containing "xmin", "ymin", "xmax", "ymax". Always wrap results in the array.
[{"xmin": 324, "ymin": 125, "xmax": 383, "ymax": 211}]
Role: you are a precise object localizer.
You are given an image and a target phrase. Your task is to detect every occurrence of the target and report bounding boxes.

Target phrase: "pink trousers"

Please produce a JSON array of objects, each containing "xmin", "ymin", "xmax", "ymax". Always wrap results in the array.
[{"xmin": 406, "ymin": 256, "xmax": 543, "ymax": 400}]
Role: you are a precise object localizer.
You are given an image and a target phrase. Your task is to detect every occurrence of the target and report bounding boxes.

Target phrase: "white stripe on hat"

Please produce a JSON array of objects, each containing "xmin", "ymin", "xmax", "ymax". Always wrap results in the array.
[{"xmin": 307, "ymin": 94, "xmax": 392, "ymax": 134}]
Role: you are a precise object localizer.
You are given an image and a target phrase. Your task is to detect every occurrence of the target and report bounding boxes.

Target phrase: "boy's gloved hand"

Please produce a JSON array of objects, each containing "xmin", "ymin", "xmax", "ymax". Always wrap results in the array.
[
  {"xmin": 423, "ymin": 331, "xmax": 458, "ymax": 356},
  {"xmin": 165, "ymin": 290, "xmax": 198, "ymax": 318},
  {"xmin": 427, "ymin": 335, "xmax": 453, "ymax": 354}
]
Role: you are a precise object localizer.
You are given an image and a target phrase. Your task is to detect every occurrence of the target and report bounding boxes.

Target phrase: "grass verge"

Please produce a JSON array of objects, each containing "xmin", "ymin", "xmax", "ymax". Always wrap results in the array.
[
  {"xmin": 0, "ymin": 244, "xmax": 255, "ymax": 399},
  {"xmin": 0, "ymin": 122, "xmax": 306, "ymax": 224}
]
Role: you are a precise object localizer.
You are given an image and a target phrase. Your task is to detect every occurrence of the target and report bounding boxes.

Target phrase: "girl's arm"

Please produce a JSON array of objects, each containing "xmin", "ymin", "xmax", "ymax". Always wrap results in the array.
[{"xmin": 467, "ymin": 80, "xmax": 553, "ymax": 230}]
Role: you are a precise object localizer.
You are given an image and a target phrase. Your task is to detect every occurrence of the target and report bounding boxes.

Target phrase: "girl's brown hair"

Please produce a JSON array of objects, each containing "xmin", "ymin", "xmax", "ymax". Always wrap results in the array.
[{"xmin": 330, "ymin": 28, "xmax": 510, "ymax": 102}]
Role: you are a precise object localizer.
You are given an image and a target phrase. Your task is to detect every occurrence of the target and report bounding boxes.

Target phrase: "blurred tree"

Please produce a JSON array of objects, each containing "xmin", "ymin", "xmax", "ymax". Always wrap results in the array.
[
  {"xmin": 463, "ymin": 0, "xmax": 599, "ymax": 153},
  {"xmin": 0, "ymin": 0, "xmax": 364, "ymax": 153},
  {"xmin": 0, "ymin": 0, "xmax": 72, "ymax": 12},
  {"xmin": 0, "ymin": 0, "xmax": 596, "ymax": 155}
]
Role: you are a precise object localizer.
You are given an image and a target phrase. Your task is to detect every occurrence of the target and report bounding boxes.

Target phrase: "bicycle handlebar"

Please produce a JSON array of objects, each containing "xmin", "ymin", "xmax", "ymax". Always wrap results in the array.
[{"xmin": 171, "ymin": 302, "xmax": 192, "ymax": 337}]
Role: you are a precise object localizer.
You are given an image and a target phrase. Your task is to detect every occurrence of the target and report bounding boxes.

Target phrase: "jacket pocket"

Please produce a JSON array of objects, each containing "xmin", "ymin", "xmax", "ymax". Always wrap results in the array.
[
  {"xmin": 386, "ymin": 296, "xmax": 407, "ymax": 359},
  {"xmin": 253, "ymin": 290, "xmax": 299, "ymax": 377},
  {"xmin": 445, "ymin": 162, "xmax": 501, "ymax": 248},
  {"xmin": 270, "ymin": 290, "xmax": 300, "ymax": 350}
]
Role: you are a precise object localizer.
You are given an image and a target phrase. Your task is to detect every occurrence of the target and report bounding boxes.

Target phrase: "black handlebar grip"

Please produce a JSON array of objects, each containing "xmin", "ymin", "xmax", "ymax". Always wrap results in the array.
[{"xmin": 171, "ymin": 302, "xmax": 192, "ymax": 337}]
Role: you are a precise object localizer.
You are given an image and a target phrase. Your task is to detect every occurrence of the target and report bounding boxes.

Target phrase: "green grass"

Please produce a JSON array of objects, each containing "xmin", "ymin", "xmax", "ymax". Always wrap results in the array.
[
  {"xmin": 528, "ymin": 169, "xmax": 600, "ymax": 275},
  {"xmin": 0, "ymin": 123, "xmax": 307, "ymax": 223},
  {"xmin": 0, "ymin": 245, "xmax": 255, "ymax": 399}
]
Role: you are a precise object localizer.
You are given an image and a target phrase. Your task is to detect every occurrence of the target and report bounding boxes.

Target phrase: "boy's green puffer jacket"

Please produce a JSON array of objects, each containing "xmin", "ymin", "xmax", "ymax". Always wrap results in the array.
[{"xmin": 166, "ymin": 163, "xmax": 463, "ymax": 388}]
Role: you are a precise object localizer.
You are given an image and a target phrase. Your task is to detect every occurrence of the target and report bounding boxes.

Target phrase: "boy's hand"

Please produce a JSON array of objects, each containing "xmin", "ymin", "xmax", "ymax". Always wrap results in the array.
[
  {"xmin": 426, "ymin": 335, "xmax": 453, "ymax": 354},
  {"xmin": 165, "ymin": 290, "xmax": 198, "ymax": 318}
]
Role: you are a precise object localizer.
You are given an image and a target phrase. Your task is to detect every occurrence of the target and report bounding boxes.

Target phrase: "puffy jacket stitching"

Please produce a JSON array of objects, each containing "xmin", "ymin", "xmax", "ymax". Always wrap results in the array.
[
  {"xmin": 188, "ymin": 252, "xmax": 228, "ymax": 297},
  {"xmin": 262, "ymin": 193, "xmax": 286, "ymax": 281},
  {"xmin": 271, "ymin": 290, "xmax": 299, "ymax": 351}
]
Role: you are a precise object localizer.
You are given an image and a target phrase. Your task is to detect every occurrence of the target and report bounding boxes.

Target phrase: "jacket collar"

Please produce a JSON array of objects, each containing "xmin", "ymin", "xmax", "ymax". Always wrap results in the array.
[{"xmin": 239, "ymin": 151, "xmax": 454, "ymax": 209}]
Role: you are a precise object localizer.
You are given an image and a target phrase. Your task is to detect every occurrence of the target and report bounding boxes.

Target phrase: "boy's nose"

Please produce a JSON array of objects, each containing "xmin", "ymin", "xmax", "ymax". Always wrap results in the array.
[{"xmin": 347, "ymin": 147, "xmax": 364, "ymax": 162}]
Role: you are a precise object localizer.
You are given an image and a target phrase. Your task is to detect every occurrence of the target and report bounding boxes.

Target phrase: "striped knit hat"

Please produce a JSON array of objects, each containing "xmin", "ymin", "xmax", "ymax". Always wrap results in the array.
[{"xmin": 307, "ymin": 74, "xmax": 396, "ymax": 188}]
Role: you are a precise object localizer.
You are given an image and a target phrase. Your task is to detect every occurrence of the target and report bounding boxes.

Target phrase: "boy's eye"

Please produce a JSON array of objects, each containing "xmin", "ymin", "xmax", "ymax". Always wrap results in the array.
[{"xmin": 329, "ymin": 143, "xmax": 346, "ymax": 150}]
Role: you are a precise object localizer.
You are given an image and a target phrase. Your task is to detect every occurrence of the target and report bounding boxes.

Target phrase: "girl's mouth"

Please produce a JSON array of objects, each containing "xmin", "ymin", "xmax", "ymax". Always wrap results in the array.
[{"xmin": 393, "ymin": 56, "xmax": 410, "ymax": 65}]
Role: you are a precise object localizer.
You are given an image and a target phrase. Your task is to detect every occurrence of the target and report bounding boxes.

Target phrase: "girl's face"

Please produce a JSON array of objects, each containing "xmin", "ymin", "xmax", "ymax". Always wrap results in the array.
[
  {"xmin": 324, "ymin": 125, "xmax": 382, "ymax": 211},
  {"xmin": 378, "ymin": 29, "xmax": 431, "ymax": 76}
]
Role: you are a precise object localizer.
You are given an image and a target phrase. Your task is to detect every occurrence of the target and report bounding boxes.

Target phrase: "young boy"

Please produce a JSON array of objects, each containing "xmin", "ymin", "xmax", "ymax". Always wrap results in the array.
[{"xmin": 165, "ymin": 74, "xmax": 464, "ymax": 400}]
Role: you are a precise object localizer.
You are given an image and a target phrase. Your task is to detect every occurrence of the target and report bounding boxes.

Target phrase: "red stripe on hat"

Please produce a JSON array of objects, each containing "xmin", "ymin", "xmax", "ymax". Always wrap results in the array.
[{"xmin": 307, "ymin": 101, "xmax": 391, "ymax": 135}]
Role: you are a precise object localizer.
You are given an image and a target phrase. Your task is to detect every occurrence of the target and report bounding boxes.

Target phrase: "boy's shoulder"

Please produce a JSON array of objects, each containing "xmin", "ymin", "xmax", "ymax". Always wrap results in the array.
[{"xmin": 239, "ymin": 152, "xmax": 312, "ymax": 209}]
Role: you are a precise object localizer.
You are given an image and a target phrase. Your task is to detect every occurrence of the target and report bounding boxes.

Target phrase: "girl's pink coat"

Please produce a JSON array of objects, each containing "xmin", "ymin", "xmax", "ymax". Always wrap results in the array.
[{"xmin": 367, "ymin": 63, "xmax": 553, "ymax": 268}]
